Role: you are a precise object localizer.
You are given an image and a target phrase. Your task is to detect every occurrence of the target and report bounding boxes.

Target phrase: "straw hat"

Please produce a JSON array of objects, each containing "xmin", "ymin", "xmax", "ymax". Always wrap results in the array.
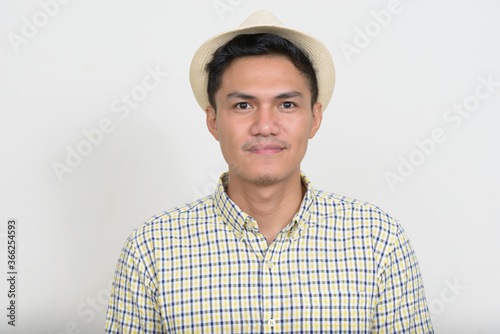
[{"xmin": 189, "ymin": 10, "xmax": 335, "ymax": 112}]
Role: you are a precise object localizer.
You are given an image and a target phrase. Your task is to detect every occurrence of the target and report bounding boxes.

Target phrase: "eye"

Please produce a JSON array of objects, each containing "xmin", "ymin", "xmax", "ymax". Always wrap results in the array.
[
  {"xmin": 280, "ymin": 101, "xmax": 296, "ymax": 109},
  {"xmin": 235, "ymin": 102, "xmax": 250, "ymax": 110}
]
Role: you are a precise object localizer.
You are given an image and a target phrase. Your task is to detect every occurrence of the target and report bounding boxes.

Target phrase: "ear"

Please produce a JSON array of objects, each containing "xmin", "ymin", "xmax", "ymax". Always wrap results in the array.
[
  {"xmin": 309, "ymin": 102, "xmax": 323, "ymax": 139},
  {"xmin": 206, "ymin": 106, "xmax": 219, "ymax": 141}
]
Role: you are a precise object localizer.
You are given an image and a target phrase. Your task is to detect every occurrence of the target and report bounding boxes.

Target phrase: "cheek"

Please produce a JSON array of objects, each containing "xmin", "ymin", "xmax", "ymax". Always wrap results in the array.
[
  {"xmin": 217, "ymin": 116, "xmax": 249, "ymax": 141},
  {"xmin": 216, "ymin": 122, "xmax": 232, "ymax": 143},
  {"xmin": 216, "ymin": 122, "xmax": 240, "ymax": 153},
  {"xmin": 284, "ymin": 118, "xmax": 313, "ymax": 141}
]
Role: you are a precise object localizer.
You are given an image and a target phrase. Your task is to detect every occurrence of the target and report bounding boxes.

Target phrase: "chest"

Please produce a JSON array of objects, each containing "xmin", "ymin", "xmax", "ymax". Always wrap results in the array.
[{"xmin": 156, "ymin": 226, "xmax": 377, "ymax": 333}]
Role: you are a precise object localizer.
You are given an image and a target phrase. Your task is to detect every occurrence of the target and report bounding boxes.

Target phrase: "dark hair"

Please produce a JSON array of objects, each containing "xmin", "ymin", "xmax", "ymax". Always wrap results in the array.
[{"xmin": 205, "ymin": 33, "xmax": 318, "ymax": 110}]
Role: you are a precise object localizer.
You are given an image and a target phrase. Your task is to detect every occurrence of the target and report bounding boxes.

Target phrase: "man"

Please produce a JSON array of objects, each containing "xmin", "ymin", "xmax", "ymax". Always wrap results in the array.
[{"xmin": 106, "ymin": 10, "xmax": 434, "ymax": 333}]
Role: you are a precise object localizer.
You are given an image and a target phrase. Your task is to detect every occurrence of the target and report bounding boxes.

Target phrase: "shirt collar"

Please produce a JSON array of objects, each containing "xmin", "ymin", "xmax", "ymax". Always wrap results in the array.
[
  {"xmin": 213, "ymin": 173, "xmax": 250, "ymax": 236},
  {"xmin": 213, "ymin": 172, "xmax": 317, "ymax": 239}
]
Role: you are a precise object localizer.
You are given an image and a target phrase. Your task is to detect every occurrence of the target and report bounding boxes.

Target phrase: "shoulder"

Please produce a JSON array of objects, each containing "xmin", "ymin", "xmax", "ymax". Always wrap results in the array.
[
  {"xmin": 311, "ymin": 189, "xmax": 413, "ymax": 270},
  {"xmin": 127, "ymin": 195, "xmax": 217, "ymax": 246},
  {"xmin": 312, "ymin": 189, "xmax": 405, "ymax": 246},
  {"xmin": 314, "ymin": 189, "xmax": 398, "ymax": 225}
]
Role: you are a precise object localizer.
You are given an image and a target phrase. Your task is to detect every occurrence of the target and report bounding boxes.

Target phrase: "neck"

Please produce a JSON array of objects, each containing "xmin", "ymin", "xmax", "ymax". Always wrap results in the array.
[{"xmin": 226, "ymin": 171, "xmax": 305, "ymax": 245}]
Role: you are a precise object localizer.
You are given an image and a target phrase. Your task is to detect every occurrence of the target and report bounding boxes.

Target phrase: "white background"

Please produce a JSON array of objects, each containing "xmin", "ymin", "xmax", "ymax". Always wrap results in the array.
[{"xmin": 1, "ymin": 0, "xmax": 499, "ymax": 333}]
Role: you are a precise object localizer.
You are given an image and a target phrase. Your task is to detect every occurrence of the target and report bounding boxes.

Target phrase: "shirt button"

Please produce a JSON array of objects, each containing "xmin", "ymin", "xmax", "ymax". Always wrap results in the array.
[
  {"xmin": 267, "ymin": 262, "xmax": 274, "ymax": 270},
  {"xmin": 268, "ymin": 318, "xmax": 276, "ymax": 328}
]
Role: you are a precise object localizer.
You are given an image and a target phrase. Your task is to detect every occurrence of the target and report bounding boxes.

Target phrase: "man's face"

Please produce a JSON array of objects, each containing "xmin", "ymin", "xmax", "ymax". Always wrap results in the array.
[{"xmin": 206, "ymin": 55, "xmax": 322, "ymax": 186}]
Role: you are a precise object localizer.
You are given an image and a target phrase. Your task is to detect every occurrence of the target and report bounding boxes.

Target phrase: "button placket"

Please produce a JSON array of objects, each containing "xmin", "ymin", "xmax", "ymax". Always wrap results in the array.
[
  {"xmin": 261, "ymin": 235, "xmax": 286, "ymax": 332},
  {"xmin": 266, "ymin": 261, "xmax": 274, "ymax": 270},
  {"xmin": 262, "ymin": 257, "xmax": 273, "ymax": 329}
]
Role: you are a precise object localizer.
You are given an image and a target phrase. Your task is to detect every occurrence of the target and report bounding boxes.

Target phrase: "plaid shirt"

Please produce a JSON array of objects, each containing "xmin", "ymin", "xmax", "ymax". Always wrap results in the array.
[{"xmin": 106, "ymin": 173, "xmax": 433, "ymax": 333}]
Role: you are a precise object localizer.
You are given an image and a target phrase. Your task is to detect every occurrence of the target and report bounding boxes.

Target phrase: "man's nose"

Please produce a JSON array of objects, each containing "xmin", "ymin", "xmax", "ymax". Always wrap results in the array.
[{"xmin": 249, "ymin": 105, "xmax": 280, "ymax": 137}]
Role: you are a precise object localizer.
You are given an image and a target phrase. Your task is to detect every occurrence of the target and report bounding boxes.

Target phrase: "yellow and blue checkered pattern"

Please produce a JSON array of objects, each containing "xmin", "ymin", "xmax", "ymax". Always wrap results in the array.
[{"xmin": 106, "ymin": 173, "xmax": 433, "ymax": 333}]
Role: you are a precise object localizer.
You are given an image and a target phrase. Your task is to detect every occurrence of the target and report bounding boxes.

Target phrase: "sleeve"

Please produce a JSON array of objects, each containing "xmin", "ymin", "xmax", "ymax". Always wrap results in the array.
[
  {"xmin": 372, "ymin": 224, "xmax": 434, "ymax": 333},
  {"xmin": 105, "ymin": 233, "xmax": 166, "ymax": 333}
]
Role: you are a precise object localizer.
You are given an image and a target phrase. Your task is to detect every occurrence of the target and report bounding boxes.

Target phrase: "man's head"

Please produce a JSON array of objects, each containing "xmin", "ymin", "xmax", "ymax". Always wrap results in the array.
[
  {"xmin": 190, "ymin": 11, "xmax": 335, "ymax": 187},
  {"xmin": 205, "ymin": 33, "xmax": 318, "ymax": 111}
]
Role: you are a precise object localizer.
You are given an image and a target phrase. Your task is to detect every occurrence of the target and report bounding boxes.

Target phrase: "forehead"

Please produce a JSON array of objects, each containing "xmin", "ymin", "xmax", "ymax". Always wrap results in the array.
[
  {"xmin": 224, "ymin": 55, "xmax": 297, "ymax": 73},
  {"xmin": 219, "ymin": 55, "xmax": 310, "ymax": 91}
]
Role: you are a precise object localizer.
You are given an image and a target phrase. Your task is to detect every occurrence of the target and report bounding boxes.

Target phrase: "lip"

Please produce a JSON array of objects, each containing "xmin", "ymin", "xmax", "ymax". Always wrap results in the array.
[{"xmin": 247, "ymin": 143, "xmax": 284, "ymax": 155}]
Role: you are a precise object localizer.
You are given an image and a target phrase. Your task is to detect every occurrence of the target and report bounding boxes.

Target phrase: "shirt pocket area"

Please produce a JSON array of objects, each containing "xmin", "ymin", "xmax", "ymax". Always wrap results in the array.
[{"xmin": 293, "ymin": 285, "xmax": 372, "ymax": 330}]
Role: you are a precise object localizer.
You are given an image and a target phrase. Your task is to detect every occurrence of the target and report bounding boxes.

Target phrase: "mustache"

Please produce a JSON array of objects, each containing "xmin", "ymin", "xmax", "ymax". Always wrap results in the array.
[{"xmin": 241, "ymin": 138, "xmax": 291, "ymax": 151}]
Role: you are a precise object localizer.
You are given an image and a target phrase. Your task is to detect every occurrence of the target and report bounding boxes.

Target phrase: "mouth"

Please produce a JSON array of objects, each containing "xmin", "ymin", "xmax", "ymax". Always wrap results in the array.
[{"xmin": 247, "ymin": 143, "xmax": 285, "ymax": 155}]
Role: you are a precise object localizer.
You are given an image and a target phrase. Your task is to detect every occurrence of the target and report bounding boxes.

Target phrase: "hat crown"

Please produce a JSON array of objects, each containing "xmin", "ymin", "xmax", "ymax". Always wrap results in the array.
[
  {"xmin": 190, "ymin": 10, "xmax": 335, "ymax": 113},
  {"xmin": 239, "ymin": 10, "xmax": 284, "ymax": 28}
]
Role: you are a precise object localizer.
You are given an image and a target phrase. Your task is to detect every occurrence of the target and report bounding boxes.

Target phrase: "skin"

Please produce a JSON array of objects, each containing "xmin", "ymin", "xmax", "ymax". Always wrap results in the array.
[{"xmin": 206, "ymin": 55, "xmax": 322, "ymax": 245}]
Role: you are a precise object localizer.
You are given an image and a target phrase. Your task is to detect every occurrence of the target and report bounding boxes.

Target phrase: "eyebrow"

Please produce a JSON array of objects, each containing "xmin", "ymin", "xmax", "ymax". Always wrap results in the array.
[
  {"xmin": 275, "ymin": 91, "xmax": 303, "ymax": 99},
  {"xmin": 226, "ymin": 90, "xmax": 304, "ymax": 101},
  {"xmin": 226, "ymin": 91, "xmax": 256, "ymax": 100}
]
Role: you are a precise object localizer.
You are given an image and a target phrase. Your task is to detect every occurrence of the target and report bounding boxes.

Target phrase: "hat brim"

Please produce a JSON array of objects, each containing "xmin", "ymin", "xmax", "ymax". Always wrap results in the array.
[{"xmin": 189, "ymin": 19, "xmax": 335, "ymax": 112}]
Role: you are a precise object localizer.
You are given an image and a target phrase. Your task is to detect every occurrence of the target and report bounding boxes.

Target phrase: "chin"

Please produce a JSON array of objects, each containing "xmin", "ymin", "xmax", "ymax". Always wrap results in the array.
[{"xmin": 252, "ymin": 174, "xmax": 279, "ymax": 185}]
